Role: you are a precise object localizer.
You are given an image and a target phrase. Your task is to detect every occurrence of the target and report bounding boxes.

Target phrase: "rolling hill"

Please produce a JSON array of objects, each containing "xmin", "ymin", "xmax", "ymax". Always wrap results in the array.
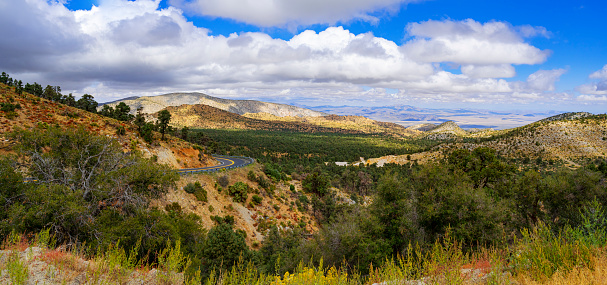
[{"xmin": 362, "ymin": 113, "xmax": 607, "ymax": 166}]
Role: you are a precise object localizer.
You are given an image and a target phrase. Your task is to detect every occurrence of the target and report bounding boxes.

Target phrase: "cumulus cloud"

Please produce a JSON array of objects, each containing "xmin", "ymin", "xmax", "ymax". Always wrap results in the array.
[
  {"xmin": 525, "ymin": 69, "xmax": 567, "ymax": 91},
  {"xmin": 589, "ymin": 65, "xmax": 607, "ymax": 80},
  {"xmin": 168, "ymin": 0, "xmax": 419, "ymax": 28},
  {"xmin": 576, "ymin": 65, "xmax": 607, "ymax": 96},
  {"xmin": 403, "ymin": 19, "xmax": 551, "ymax": 65},
  {"xmin": 461, "ymin": 64, "xmax": 516, "ymax": 78},
  {"xmin": 0, "ymin": 0, "xmax": 574, "ymax": 107}
]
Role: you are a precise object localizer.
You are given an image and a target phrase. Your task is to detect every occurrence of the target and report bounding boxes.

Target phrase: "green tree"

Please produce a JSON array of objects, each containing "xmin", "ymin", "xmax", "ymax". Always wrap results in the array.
[
  {"xmin": 114, "ymin": 102, "xmax": 133, "ymax": 121},
  {"xmin": 157, "ymin": 110, "xmax": 171, "ymax": 140},
  {"xmin": 76, "ymin": 94, "xmax": 98, "ymax": 113},
  {"xmin": 202, "ymin": 223, "xmax": 250, "ymax": 274},
  {"xmin": 99, "ymin": 105, "xmax": 115, "ymax": 118},
  {"xmin": 134, "ymin": 107, "xmax": 146, "ymax": 133},
  {"xmin": 61, "ymin": 93, "xmax": 77, "ymax": 107},
  {"xmin": 181, "ymin": 126, "xmax": 189, "ymax": 141},
  {"xmin": 4, "ymin": 126, "xmax": 178, "ymax": 244},
  {"xmin": 302, "ymin": 170, "xmax": 330, "ymax": 196}
]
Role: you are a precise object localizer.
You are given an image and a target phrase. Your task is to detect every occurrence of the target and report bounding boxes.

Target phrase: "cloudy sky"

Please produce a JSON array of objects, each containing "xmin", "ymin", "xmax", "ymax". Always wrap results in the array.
[{"xmin": 1, "ymin": 0, "xmax": 606, "ymax": 112}]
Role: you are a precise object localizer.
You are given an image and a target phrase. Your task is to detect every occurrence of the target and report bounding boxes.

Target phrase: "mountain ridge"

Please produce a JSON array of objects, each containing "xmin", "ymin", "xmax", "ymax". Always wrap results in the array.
[{"xmin": 103, "ymin": 92, "xmax": 327, "ymax": 118}]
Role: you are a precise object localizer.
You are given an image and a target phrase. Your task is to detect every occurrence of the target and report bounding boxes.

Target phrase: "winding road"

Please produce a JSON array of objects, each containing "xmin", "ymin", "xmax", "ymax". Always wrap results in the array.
[{"xmin": 177, "ymin": 155, "xmax": 255, "ymax": 175}]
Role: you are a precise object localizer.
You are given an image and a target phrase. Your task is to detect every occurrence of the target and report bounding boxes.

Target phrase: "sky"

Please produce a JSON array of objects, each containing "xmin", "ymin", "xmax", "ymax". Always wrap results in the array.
[{"xmin": 1, "ymin": 0, "xmax": 607, "ymax": 112}]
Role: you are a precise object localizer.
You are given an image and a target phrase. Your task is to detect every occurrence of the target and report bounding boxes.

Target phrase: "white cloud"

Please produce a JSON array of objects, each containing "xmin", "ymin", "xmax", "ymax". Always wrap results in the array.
[
  {"xmin": 575, "ymin": 65, "xmax": 607, "ymax": 96},
  {"xmin": 525, "ymin": 69, "xmax": 567, "ymax": 91},
  {"xmin": 403, "ymin": 19, "xmax": 550, "ymax": 65},
  {"xmin": 461, "ymin": 64, "xmax": 516, "ymax": 78},
  {"xmin": 168, "ymin": 0, "xmax": 419, "ymax": 28},
  {"xmin": 577, "ymin": 95, "xmax": 607, "ymax": 102},
  {"xmin": 589, "ymin": 65, "xmax": 607, "ymax": 79},
  {"xmin": 0, "ymin": 0, "xmax": 580, "ymax": 108}
]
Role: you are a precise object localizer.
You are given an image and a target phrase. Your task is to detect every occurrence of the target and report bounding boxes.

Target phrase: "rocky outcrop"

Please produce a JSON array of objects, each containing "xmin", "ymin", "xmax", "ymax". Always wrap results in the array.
[{"xmin": 102, "ymin": 92, "xmax": 327, "ymax": 118}]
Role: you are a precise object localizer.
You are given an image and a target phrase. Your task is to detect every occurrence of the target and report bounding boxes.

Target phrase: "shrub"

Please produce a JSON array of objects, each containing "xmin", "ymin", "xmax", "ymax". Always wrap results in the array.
[
  {"xmin": 228, "ymin": 182, "xmax": 249, "ymax": 203},
  {"xmin": 116, "ymin": 125, "xmax": 126, "ymax": 136},
  {"xmin": 252, "ymin": 195, "xmax": 263, "ymax": 205},
  {"xmin": 247, "ymin": 170, "xmax": 256, "ymax": 182},
  {"xmin": 217, "ymin": 175, "xmax": 230, "ymax": 188},
  {"xmin": 165, "ymin": 202, "xmax": 182, "ymax": 214},
  {"xmin": 184, "ymin": 182, "xmax": 207, "ymax": 203}
]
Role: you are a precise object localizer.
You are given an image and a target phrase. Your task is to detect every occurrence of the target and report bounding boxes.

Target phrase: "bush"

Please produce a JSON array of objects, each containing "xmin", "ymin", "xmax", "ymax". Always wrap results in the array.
[
  {"xmin": 165, "ymin": 202, "xmax": 182, "ymax": 214},
  {"xmin": 252, "ymin": 195, "xmax": 263, "ymax": 205},
  {"xmin": 227, "ymin": 182, "xmax": 249, "ymax": 203},
  {"xmin": 183, "ymin": 181, "xmax": 207, "ymax": 203},
  {"xmin": 217, "ymin": 175, "xmax": 230, "ymax": 188},
  {"xmin": 247, "ymin": 170, "xmax": 256, "ymax": 182}
]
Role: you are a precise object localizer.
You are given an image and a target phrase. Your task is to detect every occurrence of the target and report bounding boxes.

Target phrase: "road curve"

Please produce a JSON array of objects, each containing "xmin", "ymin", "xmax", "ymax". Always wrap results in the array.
[{"xmin": 177, "ymin": 155, "xmax": 254, "ymax": 175}]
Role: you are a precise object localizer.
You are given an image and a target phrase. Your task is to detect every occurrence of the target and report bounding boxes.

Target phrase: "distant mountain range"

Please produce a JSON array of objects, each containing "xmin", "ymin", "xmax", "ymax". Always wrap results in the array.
[
  {"xmin": 306, "ymin": 105, "xmax": 564, "ymax": 130},
  {"xmin": 102, "ymin": 93, "xmax": 326, "ymax": 118},
  {"xmin": 102, "ymin": 93, "xmax": 590, "ymax": 130}
]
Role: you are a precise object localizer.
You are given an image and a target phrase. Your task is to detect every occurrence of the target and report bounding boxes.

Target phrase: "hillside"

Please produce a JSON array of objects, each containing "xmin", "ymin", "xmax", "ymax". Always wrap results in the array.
[
  {"xmin": 0, "ymin": 84, "xmax": 215, "ymax": 169},
  {"xmin": 361, "ymin": 113, "xmax": 607, "ymax": 166},
  {"xmin": 0, "ymin": 83, "xmax": 320, "ymax": 248},
  {"xmin": 243, "ymin": 113, "xmax": 419, "ymax": 137},
  {"xmin": 479, "ymin": 114, "xmax": 607, "ymax": 161},
  {"xmin": 158, "ymin": 104, "xmax": 391, "ymax": 135},
  {"xmin": 103, "ymin": 92, "xmax": 326, "ymax": 118}
]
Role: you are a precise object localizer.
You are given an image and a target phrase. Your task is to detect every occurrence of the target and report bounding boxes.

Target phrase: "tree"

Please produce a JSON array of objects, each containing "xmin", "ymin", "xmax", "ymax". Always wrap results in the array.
[
  {"xmin": 181, "ymin": 126, "xmax": 189, "ymax": 141},
  {"xmin": 99, "ymin": 105, "xmax": 115, "ymax": 118},
  {"xmin": 202, "ymin": 223, "xmax": 249, "ymax": 274},
  {"xmin": 43, "ymin": 85, "xmax": 56, "ymax": 100},
  {"xmin": 141, "ymin": 123, "xmax": 155, "ymax": 143},
  {"xmin": 15, "ymin": 80, "xmax": 23, "ymax": 95},
  {"xmin": 114, "ymin": 102, "xmax": 133, "ymax": 121},
  {"xmin": 0, "ymin": 72, "xmax": 8, "ymax": 84},
  {"xmin": 157, "ymin": 110, "xmax": 171, "ymax": 140},
  {"xmin": 76, "ymin": 94, "xmax": 98, "ymax": 113},
  {"xmin": 61, "ymin": 93, "xmax": 77, "ymax": 107},
  {"xmin": 134, "ymin": 107, "xmax": 146, "ymax": 133},
  {"xmin": 302, "ymin": 170, "xmax": 330, "ymax": 196},
  {"xmin": 6, "ymin": 126, "xmax": 178, "ymax": 243}
]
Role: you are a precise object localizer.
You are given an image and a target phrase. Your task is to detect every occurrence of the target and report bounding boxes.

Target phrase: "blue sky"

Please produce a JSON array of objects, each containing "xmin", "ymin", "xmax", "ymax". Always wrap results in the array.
[{"xmin": 2, "ymin": 0, "xmax": 607, "ymax": 112}]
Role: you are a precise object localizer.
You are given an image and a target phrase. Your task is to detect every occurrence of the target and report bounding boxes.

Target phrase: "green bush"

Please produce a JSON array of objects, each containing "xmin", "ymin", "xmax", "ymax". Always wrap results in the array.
[
  {"xmin": 227, "ymin": 182, "xmax": 249, "ymax": 203},
  {"xmin": 184, "ymin": 182, "xmax": 207, "ymax": 203},
  {"xmin": 252, "ymin": 195, "xmax": 263, "ymax": 205}
]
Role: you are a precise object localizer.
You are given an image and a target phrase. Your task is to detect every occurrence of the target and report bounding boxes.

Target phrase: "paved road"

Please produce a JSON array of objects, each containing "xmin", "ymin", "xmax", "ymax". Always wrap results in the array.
[{"xmin": 177, "ymin": 155, "xmax": 254, "ymax": 174}]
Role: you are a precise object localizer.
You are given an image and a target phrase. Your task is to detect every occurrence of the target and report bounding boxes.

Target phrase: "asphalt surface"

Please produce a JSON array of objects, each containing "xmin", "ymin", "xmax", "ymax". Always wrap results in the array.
[{"xmin": 177, "ymin": 155, "xmax": 254, "ymax": 174}]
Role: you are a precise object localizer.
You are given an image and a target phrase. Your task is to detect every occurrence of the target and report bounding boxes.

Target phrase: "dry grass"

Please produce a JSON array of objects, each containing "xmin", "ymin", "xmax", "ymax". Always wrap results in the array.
[{"xmin": 517, "ymin": 255, "xmax": 607, "ymax": 285}]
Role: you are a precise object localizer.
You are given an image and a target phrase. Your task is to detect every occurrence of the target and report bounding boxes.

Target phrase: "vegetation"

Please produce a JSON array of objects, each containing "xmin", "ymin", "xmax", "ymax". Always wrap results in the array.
[
  {"xmin": 184, "ymin": 181, "xmax": 208, "ymax": 203},
  {"xmin": 2, "ymin": 72, "xmax": 607, "ymax": 283}
]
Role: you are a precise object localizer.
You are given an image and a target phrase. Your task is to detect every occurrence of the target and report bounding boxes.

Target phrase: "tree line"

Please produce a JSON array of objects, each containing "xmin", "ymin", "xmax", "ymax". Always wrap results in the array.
[{"xmin": 1, "ymin": 71, "xmax": 98, "ymax": 113}]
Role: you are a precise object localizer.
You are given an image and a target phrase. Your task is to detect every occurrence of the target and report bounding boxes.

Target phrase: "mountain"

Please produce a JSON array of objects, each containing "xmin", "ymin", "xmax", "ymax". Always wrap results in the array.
[
  {"xmin": 103, "ymin": 92, "xmax": 326, "ymax": 117},
  {"xmin": 307, "ymin": 104, "xmax": 562, "ymax": 130},
  {"xmin": 362, "ymin": 113, "xmax": 607, "ymax": 167},
  {"xmin": 155, "ymin": 104, "xmax": 420, "ymax": 137}
]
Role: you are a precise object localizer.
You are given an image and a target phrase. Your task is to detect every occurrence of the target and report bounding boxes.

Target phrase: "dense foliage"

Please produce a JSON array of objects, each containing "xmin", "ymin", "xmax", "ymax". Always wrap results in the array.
[{"xmin": 0, "ymin": 127, "xmax": 243, "ymax": 279}]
